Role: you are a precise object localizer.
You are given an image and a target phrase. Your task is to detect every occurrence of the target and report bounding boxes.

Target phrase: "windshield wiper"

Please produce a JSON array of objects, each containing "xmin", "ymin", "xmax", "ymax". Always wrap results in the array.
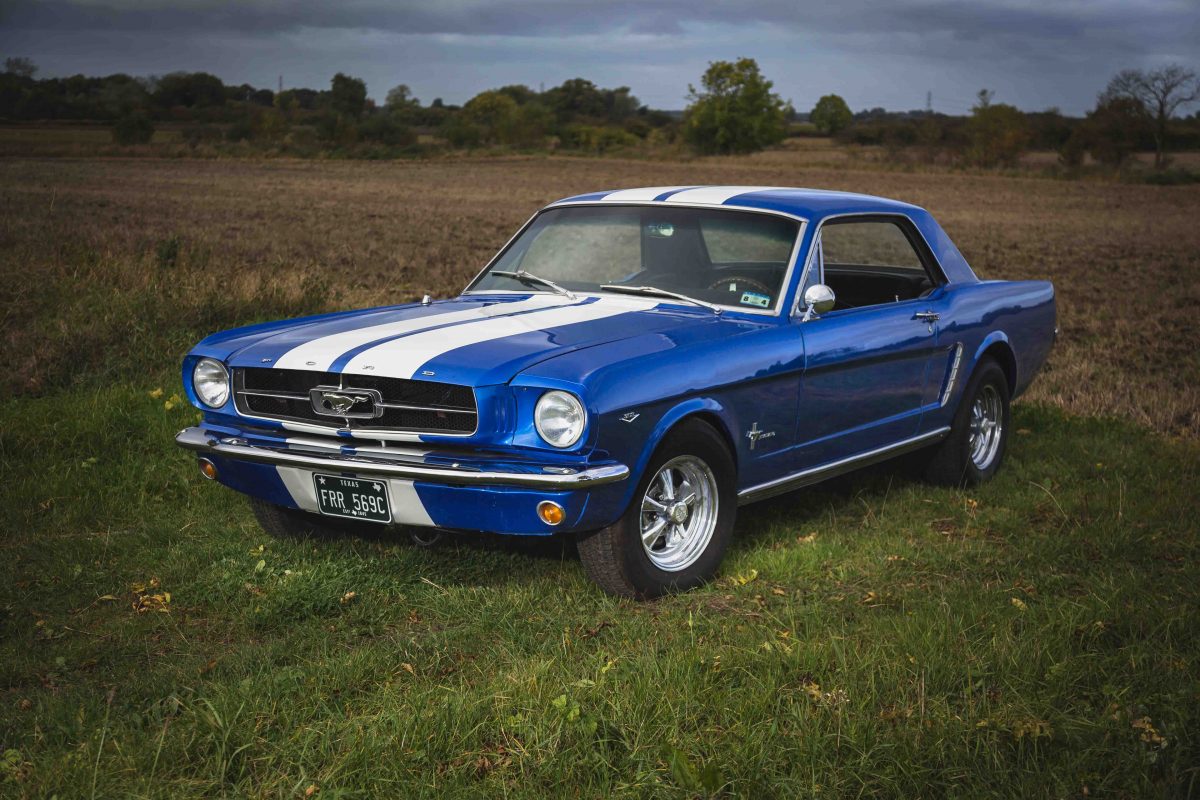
[
  {"xmin": 600, "ymin": 284, "xmax": 723, "ymax": 314},
  {"xmin": 491, "ymin": 270, "xmax": 576, "ymax": 300}
]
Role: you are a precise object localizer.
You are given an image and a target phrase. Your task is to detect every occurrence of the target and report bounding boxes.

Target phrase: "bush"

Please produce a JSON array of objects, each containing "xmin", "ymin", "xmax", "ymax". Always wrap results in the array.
[
  {"xmin": 358, "ymin": 113, "xmax": 417, "ymax": 148},
  {"xmin": 111, "ymin": 112, "xmax": 155, "ymax": 145},
  {"xmin": 440, "ymin": 116, "xmax": 484, "ymax": 148},
  {"xmin": 225, "ymin": 117, "xmax": 253, "ymax": 143},
  {"xmin": 560, "ymin": 124, "xmax": 639, "ymax": 154},
  {"xmin": 182, "ymin": 124, "xmax": 222, "ymax": 149}
]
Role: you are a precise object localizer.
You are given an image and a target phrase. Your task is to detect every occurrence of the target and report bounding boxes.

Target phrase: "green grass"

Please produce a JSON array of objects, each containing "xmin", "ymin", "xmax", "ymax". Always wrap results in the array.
[{"xmin": 1, "ymin": 379, "xmax": 1198, "ymax": 798}]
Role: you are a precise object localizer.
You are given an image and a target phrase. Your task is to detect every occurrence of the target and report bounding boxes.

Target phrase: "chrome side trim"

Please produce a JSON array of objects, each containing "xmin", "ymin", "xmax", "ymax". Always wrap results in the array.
[
  {"xmin": 940, "ymin": 343, "xmax": 964, "ymax": 407},
  {"xmin": 175, "ymin": 427, "xmax": 629, "ymax": 489},
  {"xmin": 737, "ymin": 426, "xmax": 952, "ymax": 505}
]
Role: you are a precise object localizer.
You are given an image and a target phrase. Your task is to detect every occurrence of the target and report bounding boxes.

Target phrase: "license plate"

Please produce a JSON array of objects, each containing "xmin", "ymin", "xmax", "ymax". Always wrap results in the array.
[{"xmin": 313, "ymin": 473, "xmax": 391, "ymax": 523}]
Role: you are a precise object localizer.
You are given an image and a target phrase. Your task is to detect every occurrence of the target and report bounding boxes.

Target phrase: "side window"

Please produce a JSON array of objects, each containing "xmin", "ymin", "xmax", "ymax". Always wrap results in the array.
[{"xmin": 819, "ymin": 219, "xmax": 935, "ymax": 309}]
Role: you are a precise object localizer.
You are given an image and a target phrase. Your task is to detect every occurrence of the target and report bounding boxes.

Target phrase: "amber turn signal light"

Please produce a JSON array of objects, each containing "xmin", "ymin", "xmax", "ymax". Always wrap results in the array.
[
  {"xmin": 198, "ymin": 458, "xmax": 218, "ymax": 481},
  {"xmin": 537, "ymin": 500, "xmax": 565, "ymax": 526}
]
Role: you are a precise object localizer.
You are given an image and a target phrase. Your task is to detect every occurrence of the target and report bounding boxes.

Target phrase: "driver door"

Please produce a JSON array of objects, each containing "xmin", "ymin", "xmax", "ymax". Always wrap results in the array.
[{"xmin": 794, "ymin": 217, "xmax": 943, "ymax": 468}]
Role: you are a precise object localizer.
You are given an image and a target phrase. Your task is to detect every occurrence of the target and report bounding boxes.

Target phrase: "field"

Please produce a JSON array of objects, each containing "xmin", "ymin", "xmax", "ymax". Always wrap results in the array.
[{"xmin": 1, "ymin": 155, "xmax": 1198, "ymax": 797}]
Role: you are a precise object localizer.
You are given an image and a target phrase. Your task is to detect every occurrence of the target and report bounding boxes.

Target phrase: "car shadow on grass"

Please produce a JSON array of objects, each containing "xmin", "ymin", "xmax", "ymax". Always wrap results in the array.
[{"xmin": 299, "ymin": 459, "xmax": 921, "ymax": 591}]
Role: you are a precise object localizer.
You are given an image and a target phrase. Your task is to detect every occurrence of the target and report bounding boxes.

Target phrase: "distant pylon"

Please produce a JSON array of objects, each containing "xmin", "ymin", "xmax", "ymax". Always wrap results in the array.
[
  {"xmin": 926, "ymin": 90, "xmax": 932, "ymax": 114},
  {"xmin": 278, "ymin": 75, "xmax": 283, "ymax": 93}
]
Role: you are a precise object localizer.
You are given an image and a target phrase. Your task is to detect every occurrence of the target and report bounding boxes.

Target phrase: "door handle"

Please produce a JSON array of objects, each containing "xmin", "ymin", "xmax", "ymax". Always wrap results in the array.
[{"xmin": 914, "ymin": 311, "xmax": 940, "ymax": 322}]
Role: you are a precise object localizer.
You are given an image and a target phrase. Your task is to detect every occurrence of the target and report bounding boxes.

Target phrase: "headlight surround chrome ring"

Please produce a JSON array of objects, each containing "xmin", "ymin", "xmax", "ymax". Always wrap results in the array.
[
  {"xmin": 534, "ymin": 390, "xmax": 586, "ymax": 448},
  {"xmin": 192, "ymin": 357, "xmax": 230, "ymax": 408}
]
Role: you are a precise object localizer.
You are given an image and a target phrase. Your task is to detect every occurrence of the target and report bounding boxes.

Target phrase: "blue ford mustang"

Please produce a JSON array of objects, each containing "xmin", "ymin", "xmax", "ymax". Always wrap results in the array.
[{"xmin": 177, "ymin": 186, "xmax": 1056, "ymax": 597}]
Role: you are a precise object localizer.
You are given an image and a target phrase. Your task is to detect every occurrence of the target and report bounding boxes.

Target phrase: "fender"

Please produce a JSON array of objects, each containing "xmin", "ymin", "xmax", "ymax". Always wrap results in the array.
[
  {"xmin": 619, "ymin": 396, "xmax": 735, "ymax": 508},
  {"xmin": 969, "ymin": 331, "xmax": 1016, "ymax": 394}
]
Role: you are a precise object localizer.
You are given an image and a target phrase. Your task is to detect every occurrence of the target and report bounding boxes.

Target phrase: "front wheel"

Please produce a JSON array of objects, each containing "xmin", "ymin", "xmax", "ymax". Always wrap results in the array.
[
  {"xmin": 922, "ymin": 357, "xmax": 1011, "ymax": 486},
  {"xmin": 577, "ymin": 419, "xmax": 736, "ymax": 599}
]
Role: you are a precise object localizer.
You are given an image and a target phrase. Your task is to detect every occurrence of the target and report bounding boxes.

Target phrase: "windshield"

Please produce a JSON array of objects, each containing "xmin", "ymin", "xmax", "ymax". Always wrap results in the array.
[{"xmin": 470, "ymin": 205, "xmax": 802, "ymax": 312}]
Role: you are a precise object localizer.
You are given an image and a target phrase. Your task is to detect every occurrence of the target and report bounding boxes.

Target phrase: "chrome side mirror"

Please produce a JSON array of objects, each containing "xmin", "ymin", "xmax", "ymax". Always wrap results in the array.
[{"xmin": 800, "ymin": 284, "xmax": 836, "ymax": 321}]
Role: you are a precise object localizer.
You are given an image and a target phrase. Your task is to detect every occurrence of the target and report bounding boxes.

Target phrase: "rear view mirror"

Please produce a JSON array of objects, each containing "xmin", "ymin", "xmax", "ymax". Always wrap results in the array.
[{"xmin": 801, "ymin": 284, "xmax": 836, "ymax": 321}]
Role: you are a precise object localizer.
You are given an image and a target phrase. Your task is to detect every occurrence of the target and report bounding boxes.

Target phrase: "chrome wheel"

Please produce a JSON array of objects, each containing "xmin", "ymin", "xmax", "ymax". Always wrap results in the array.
[
  {"xmin": 968, "ymin": 384, "xmax": 1003, "ymax": 470},
  {"xmin": 639, "ymin": 455, "xmax": 719, "ymax": 572}
]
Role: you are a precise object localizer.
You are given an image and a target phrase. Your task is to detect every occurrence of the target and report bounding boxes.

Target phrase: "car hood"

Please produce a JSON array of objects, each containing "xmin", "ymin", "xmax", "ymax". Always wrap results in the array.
[{"xmin": 199, "ymin": 293, "xmax": 767, "ymax": 387}]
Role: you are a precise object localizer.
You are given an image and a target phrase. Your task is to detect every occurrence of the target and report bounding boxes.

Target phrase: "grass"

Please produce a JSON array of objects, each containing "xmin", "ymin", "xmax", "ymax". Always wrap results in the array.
[
  {"xmin": 1, "ymin": 382, "xmax": 1197, "ymax": 798},
  {"xmin": 1, "ymin": 154, "xmax": 1198, "ymax": 796}
]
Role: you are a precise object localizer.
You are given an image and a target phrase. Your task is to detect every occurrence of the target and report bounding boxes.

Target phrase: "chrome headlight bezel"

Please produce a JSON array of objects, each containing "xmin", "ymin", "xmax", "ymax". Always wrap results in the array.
[
  {"xmin": 534, "ymin": 390, "xmax": 586, "ymax": 448},
  {"xmin": 192, "ymin": 357, "xmax": 230, "ymax": 408}
]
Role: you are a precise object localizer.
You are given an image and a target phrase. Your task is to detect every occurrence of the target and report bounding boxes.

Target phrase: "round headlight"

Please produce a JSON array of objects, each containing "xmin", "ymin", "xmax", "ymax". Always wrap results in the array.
[
  {"xmin": 534, "ymin": 390, "xmax": 586, "ymax": 448},
  {"xmin": 192, "ymin": 358, "xmax": 229, "ymax": 408}
]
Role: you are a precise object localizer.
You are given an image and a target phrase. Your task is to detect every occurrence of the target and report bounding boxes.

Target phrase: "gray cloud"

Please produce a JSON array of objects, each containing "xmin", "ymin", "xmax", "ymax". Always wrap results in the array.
[{"xmin": 1, "ymin": 0, "xmax": 1197, "ymax": 114}]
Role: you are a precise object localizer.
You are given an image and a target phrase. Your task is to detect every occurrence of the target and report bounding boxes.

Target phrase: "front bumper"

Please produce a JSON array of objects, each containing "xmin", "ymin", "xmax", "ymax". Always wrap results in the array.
[
  {"xmin": 175, "ymin": 427, "xmax": 629, "ymax": 489},
  {"xmin": 175, "ymin": 426, "xmax": 632, "ymax": 535}
]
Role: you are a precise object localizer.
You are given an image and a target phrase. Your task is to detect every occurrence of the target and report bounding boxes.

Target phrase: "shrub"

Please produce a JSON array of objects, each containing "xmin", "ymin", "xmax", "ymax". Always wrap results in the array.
[
  {"xmin": 560, "ymin": 124, "xmax": 639, "ymax": 154},
  {"xmin": 225, "ymin": 117, "xmax": 253, "ymax": 143},
  {"xmin": 111, "ymin": 112, "xmax": 155, "ymax": 145},
  {"xmin": 358, "ymin": 113, "xmax": 417, "ymax": 148},
  {"xmin": 182, "ymin": 124, "xmax": 222, "ymax": 149}
]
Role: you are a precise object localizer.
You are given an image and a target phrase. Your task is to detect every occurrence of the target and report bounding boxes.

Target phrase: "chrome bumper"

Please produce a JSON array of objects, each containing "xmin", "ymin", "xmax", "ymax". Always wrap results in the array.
[{"xmin": 175, "ymin": 427, "xmax": 629, "ymax": 489}]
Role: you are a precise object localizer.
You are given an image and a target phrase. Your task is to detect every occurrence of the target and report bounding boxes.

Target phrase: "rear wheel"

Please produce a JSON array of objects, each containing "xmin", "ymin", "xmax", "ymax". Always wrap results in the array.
[
  {"xmin": 922, "ymin": 357, "xmax": 1011, "ymax": 486},
  {"xmin": 577, "ymin": 419, "xmax": 736, "ymax": 599}
]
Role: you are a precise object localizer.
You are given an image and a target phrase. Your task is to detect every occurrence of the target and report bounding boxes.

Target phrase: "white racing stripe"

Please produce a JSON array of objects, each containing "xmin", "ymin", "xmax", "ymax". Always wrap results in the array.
[
  {"xmin": 663, "ymin": 186, "xmax": 786, "ymax": 205},
  {"xmin": 345, "ymin": 297, "xmax": 652, "ymax": 378},
  {"xmin": 596, "ymin": 186, "xmax": 695, "ymax": 202},
  {"xmin": 275, "ymin": 466, "xmax": 434, "ymax": 526},
  {"xmin": 274, "ymin": 294, "xmax": 568, "ymax": 371}
]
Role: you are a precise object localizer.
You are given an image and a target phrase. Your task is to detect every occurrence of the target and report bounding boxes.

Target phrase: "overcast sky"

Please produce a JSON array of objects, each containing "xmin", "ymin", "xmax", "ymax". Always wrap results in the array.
[{"xmin": 2, "ymin": 0, "xmax": 1197, "ymax": 115}]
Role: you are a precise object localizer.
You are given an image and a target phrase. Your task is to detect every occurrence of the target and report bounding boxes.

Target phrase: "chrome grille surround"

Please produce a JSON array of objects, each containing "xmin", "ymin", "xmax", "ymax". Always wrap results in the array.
[{"xmin": 233, "ymin": 368, "xmax": 478, "ymax": 436}]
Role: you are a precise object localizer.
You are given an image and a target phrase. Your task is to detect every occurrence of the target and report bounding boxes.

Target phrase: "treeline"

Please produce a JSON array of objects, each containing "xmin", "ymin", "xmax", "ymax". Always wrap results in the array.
[
  {"xmin": 2, "ymin": 55, "xmax": 1198, "ymax": 171},
  {"xmin": 0, "ymin": 57, "xmax": 678, "ymax": 155},
  {"xmin": 807, "ymin": 64, "xmax": 1200, "ymax": 172}
]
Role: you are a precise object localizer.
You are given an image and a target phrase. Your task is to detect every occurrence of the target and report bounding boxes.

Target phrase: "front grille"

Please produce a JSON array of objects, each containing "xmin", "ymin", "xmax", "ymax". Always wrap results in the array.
[{"xmin": 234, "ymin": 368, "xmax": 477, "ymax": 434}]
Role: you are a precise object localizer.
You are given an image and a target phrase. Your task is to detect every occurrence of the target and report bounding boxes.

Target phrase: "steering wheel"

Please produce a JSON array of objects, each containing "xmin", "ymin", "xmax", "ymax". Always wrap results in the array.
[{"xmin": 706, "ymin": 275, "xmax": 774, "ymax": 305}]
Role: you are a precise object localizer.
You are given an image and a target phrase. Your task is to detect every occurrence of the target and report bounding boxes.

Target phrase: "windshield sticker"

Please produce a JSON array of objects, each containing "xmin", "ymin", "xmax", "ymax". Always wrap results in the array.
[
  {"xmin": 646, "ymin": 223, "xmax": 675, "ymax": 238},
  {"xmin": 740, "ymin": 291, "xmax": 771, "ymax": 308}
]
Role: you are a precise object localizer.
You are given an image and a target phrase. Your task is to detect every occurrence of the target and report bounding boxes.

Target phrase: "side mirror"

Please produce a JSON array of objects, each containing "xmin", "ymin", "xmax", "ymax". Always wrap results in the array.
[{"xmin": 801, "ymin": 284, "xmax": 836, "ymax": 321}]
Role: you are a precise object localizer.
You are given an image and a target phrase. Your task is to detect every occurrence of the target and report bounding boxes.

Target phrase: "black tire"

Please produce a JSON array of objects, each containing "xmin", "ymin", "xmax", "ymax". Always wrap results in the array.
[
  {"xmin": 577, "ymin": 419, "xmax": 737, "ymax": 599},
  {"xmin": 249, "ymin": 497, "xmax": 382, "ymax": 540},
  {"xmin": 922, "ymin": 357, "xmax": 1011, "ymax": 487}
]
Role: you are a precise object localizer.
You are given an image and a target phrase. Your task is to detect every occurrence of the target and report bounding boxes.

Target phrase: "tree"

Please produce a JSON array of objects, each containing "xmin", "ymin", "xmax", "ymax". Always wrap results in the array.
[
  {"xmin": 810, "ymin": 94, "xmax": 852, "ymax": 135},
  {"xmin": 385, "ymin": 84, "xmax": 417, "ymax": 110},
  {"xmin": 329, "ymin": 73, "xmax": 367, "ymax": 119},
  {"xmin": 462, "ymin": 90, "xmax": 519, "ymax": 144},
  {"xmin": 1102, "ymin": 65, "xmax": 1200, "ymax": 168},
  {"xmin": 964, "ymin": 89, "xmax": 1029, "ymax": 168},
  {"xmin": 4, "ymin": 57, "xmax": 36, "ymax": 78},
  {"xmin": 683, "ymin": 58, "xmax": 787, "ymax": 155},
  {"xmin": 153, "ymin": 72, "xmax": 225, "ymax": 108},
  {"xmin": 1068, "ymin": 96, "xmax": 1152, "ymax": 168}
]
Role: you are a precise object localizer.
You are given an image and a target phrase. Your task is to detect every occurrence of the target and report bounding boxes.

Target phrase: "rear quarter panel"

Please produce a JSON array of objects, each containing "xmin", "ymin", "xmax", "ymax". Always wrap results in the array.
[{"xmin": 928, "ymin": 279, "xmax": 1056, "ymax": 428}]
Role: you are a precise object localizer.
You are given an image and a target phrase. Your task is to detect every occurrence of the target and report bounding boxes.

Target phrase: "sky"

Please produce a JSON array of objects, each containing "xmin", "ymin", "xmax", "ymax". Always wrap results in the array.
[{"xmin": 1, "ymin": 0, "xmax": 1198, "ymax": 115}]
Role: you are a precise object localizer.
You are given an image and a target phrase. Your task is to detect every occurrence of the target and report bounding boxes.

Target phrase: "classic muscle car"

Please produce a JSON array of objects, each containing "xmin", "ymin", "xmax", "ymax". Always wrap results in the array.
[{"xmin": 176, "ymin": 186, "xmax": 1056, "ymax": 598}]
